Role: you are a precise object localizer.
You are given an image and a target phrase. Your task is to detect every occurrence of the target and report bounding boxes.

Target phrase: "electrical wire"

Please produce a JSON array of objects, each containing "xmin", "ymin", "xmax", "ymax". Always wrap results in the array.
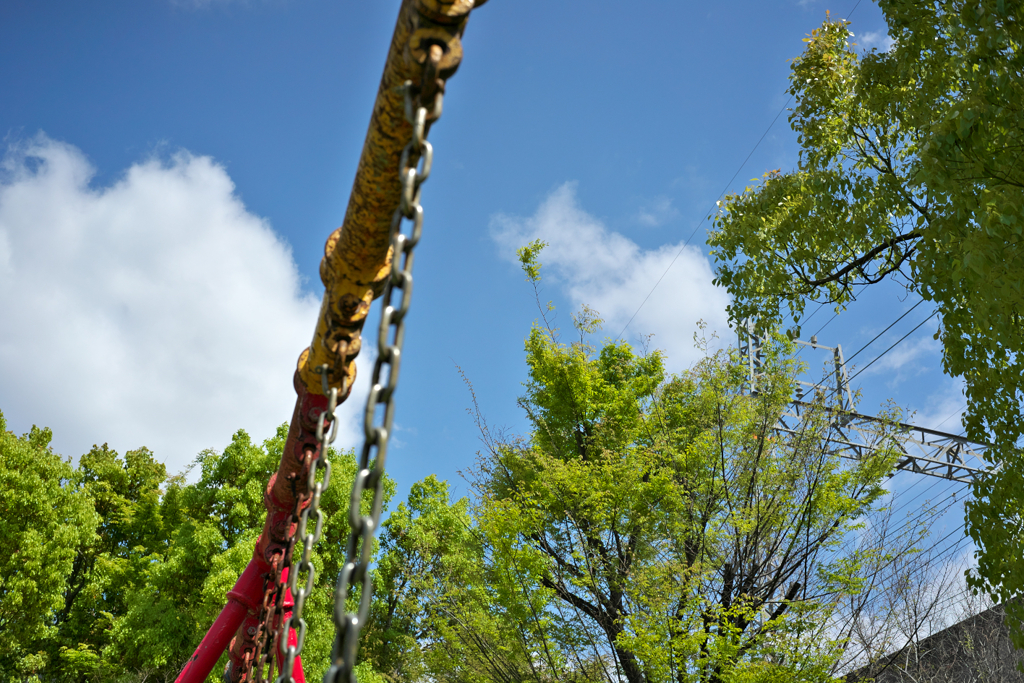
[
  {"xmin": 812, "ymin": 311, "xmax": 840, "ymax": 338},
  {"xmin": 614, "ymin": 92, "xmax": 793, "ymax": 341},
  {"xmin": 766, "ymin": 301, "xmax": 978, "ymax": 608},
  {"xmin": 889, "ymin": 475, "xmax": 967, "ymax": 521},
  {"xmin": 831, "ymin": 480, "xmax": 967, "ymax": 572},
  {"xmin": 833, "ymin": 550, "xmax": 978, "ymax": 672},
  {"xmin": 844, "ymin": 300, "xmax": 925, "ymax": 364},
  {"xmin": 933, "ymin": 403, "xmax": 967, "ymax": 431},
  {"xmin": 616, "ymin": 0, "xmax": 866, "ymax": 343},
  {"xmin": 823, "ymin": 520, "xmax": 972, "ymax": 615},
  {"xmin": 799, "ymin": 302, "xmax": 827, "ymax": 328},
  {"xmin": 847, "ymin": 311, "xmax": 939, "ymax": 384},
  {"xmin": 805, "ymin": 521, "xmax": 972, "ymax": 666}
]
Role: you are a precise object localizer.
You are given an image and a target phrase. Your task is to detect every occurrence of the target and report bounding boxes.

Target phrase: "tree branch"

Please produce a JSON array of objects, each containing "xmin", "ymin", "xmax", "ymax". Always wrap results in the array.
[{"xmin": 798, "ymin": 230, "xmax": 922, "ymax": 289}]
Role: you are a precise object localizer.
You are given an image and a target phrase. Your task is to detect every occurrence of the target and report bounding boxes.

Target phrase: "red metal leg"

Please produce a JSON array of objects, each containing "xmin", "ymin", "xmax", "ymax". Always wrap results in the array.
[
  {"xmin": 178, "ymin": 377, "xmax": 326, "ymax": 683},
  {"xmin": 276, "ymin": 580, "xmax": 307, "ymax": 683},
  {"xmin": 176, "ymin": 557, "xmax": 306, "ymax": 682},
  {"xmin": 176, "ymin": 559, "xmax": 264, "ymax": 683}
]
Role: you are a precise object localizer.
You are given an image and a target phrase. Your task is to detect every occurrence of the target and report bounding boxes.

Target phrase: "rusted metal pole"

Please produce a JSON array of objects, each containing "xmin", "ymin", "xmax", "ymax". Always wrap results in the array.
[{"xmin": 176, "ymin": 1, "xmax": 485, "ymax": 681}]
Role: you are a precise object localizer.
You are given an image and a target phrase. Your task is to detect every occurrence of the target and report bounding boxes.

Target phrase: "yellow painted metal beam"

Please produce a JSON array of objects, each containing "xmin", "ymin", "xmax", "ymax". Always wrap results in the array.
[
  {"xmin": 181, "ymin": 5, "xmax": 487, "ymax": 679},
  {"xmin": 297, "ymin": 0, "xmax": 483, "ymax": 399}
]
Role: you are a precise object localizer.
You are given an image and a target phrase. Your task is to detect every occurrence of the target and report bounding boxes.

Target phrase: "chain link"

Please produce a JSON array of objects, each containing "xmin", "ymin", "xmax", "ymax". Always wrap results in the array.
[
  {"xmin": 249, "ymin": 553, "xmax": 287, "ymax": 681},
  {"xmin": 242, "ymin": 458, "xmax": 312, "ymax": 682},
  {"xmin": 323, "ymin": 80, "xmax": 440, "ymax": 683},
  {"xmin": 274, "ymin": 370, "xmax": 339, "ymax": 683}
]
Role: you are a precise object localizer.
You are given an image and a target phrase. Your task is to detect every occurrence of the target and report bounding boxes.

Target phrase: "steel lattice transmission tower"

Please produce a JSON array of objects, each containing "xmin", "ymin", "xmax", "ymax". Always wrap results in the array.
[{"xmin": 738, "ymin": 323, "xmax": 988, "ymax": 484}]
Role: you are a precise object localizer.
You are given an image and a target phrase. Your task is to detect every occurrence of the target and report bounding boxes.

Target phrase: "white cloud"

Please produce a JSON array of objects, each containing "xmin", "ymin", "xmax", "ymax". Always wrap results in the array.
[
  {"xmin": 636, "ymin": 196, "xmax": 679, "ymax": 227},
  {"xmin": 854, "ymin": 333, "xmax": 941, "ymax": 384},
  {"xmin": 490, "ymin": 182, "xmax": 730, "ymax": 371},
  {"xmin": 0, "ymin": 134, "xmax": 371, "ymax": 473},
  {"xmin": 858, "ymin": 30, "xmax": 896, "ymax": 53},
  {"xmin": 909, "ymin": 378, "xmax": 967, "ymax": 434}
]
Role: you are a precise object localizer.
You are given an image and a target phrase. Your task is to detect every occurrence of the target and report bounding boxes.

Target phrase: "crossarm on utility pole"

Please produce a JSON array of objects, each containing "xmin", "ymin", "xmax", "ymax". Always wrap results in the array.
[{"xmin": 739, "ymin": 325, "xmax": 989, "ymax": 485}]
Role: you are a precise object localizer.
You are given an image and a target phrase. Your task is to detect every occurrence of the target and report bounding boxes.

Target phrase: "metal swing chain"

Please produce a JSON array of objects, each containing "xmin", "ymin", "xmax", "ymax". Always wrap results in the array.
[
  {"xmin": 244, "ymin": 423, "xmax": 325, "ymax": 682},
  {"xmin": 323, "ymin": 80, "xmax": 439, "ymax": 683},
  {"xmin": 249, "ymin": 532, "xmax": 290, "ymax": 680},
  {"xmin": 274, "ymin": 373, "xmax": 340, "ymax": 683}
]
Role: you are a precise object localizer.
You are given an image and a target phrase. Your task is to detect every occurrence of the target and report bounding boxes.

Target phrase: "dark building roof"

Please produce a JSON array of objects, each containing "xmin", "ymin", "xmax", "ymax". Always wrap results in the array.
[{"xmin": 845, "ymin": 603, "xmax": 1024, "ymax": 682}]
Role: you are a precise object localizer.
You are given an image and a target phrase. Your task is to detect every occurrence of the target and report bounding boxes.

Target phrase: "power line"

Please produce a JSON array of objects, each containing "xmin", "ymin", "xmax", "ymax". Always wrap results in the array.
[
  {"xmin": 812, "ymin": 311, "xmax": 840, "ymax": 339},
  {"xmin": 792, "ymin": 304, "xmax": 829, "ymax": 360},
  {"xmin": 800, "ymin": 303, "xmax": 827, "ymax": 328},
  {"xmin": 934, "ymin": 403, "xmax": 967, "ymax": 431},
  {"xmin": 761, "ymin": 302, "xmax": 977, "ymax": 570},
  {"xmin": 834, "ymin": 549, "xmax": 978, "ymax": 672},
  {"xmin": 617, "ymin": 0, "xmax": 866, "ymax": 342},
  {"xmin": 845, "ymin": 300, "xmax": 925, "ymax": 364},
  {"xmin": 848, "ymin": 311, "xmax": 939, "ymax": 383},
  {"xmin": 745, "ymin": 330, "xmax": 975, "ymax": 669},
  {"xmin": 785, "ymin": 324, "xmax": 980, "ymax": 604},
  {"xmin": 794, "ymin": 393, "xmax": 966, "ymax": 562},
  {"xmin": 832, "ymin": 480, "xmax": 967, "ymax": 572},
  {"xmin": 693, "ymin": 0, "xmax": 982, "ymax": 661},
  {"xmin": 726, "ymin": 308, "xmax": 969, "ymax": 612},
  {"xmin": 830, "ymin": 519, "xmax": 972, "ymax": 610},
  {"xmin": 745, "ymin": 309, "xmax": 970, "ymax": 590},
  {"xmin": 639, "ymin": 0, "xmax": 974, "ymax": 640},
  {"xmin": 889, "ymin": 474, "xmax": 968, "ymax": 520},
  {"xmin": 764, "ymin": 390, "xmax": 971, "ymax": 574},
  {"xmin": 615, "ymin": 94, "xmax": 793, "ymax": 341},
  {"xmin": 785, "ymin": 306, "xmax": 984, "ymax": 489},
  {"xmin": 808, "ymin": 509, "xmax": 971, "ymax": 650}
]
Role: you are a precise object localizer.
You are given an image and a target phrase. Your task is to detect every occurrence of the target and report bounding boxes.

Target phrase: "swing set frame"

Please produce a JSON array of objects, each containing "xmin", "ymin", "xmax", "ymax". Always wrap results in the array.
[{"xmin": 174, "ymin": 1, "xmax": 487, "ymax": 680}]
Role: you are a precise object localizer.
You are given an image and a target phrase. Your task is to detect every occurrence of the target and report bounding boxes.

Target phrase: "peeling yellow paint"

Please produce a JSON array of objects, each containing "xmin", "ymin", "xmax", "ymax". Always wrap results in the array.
[{"xmin": 296, "ymin": 0, "xmax": 475, "ymax": 399}]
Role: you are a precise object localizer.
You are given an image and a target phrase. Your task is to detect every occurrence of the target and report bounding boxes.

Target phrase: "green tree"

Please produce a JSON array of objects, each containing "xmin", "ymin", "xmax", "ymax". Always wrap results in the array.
[
  {"xmin": 362, "ymin": 245, "xmax": 928, "ymax": 683},
  {"xmin": 0, "ymin": 408, "xmax": 393, "ymax": 682},
  {"xmin": 105, "ymin": 425, "xmax": 393, "ymax": 683},
  {"xmin": 0, "ymin": 410, "xmax": 99, "ymax": 680},
  {"xmin": 705, "ymin": 4, "xmax": 1024, "ymax": 637},
  {"xmin": 363, "ymin": 475, "xmax": 492, "ymax": 683},
  {"xmin": 367, "ymin": 474, "xmax": 601, "ymax": 683},
  {"xmin": 52, "ymin": 443, "xmax": 170, "ymax": 680},
  {"xmin": 481, "ymin": 325, "xmax": 911, "ymax": 683}
]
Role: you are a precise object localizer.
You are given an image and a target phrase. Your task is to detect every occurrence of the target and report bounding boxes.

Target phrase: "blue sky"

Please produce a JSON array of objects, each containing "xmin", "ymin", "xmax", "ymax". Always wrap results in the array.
[{"xmin": 0, "ymin": 0, "xmax": 975, "ymax": 615}]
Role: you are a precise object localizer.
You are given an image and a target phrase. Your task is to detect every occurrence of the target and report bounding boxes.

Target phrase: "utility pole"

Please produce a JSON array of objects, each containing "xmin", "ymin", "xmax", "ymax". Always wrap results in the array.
[{"xmin": 739, "ymin": 324, "xmax": 988, "ymax": 484}]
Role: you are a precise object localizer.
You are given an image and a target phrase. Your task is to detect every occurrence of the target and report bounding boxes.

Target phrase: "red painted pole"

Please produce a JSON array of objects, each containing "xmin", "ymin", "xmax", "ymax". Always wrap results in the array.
[
  {"xmin": 174, "ymin": 600, "xmax": 246, "ymax": 683},
  {"xmin": 176, "ymin": 558, "xmax": 307, "ymax": 683},
  {"xmin": 176, "ymin": 559, "xmax": 263, "ymax": 683},
  {"xmin": 177, "ymin": 378, "xmax": 322, "ymax": 683},
  {"xmin": 283, "ymin": 613, "xmax": 307, "ymax": 683}
]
